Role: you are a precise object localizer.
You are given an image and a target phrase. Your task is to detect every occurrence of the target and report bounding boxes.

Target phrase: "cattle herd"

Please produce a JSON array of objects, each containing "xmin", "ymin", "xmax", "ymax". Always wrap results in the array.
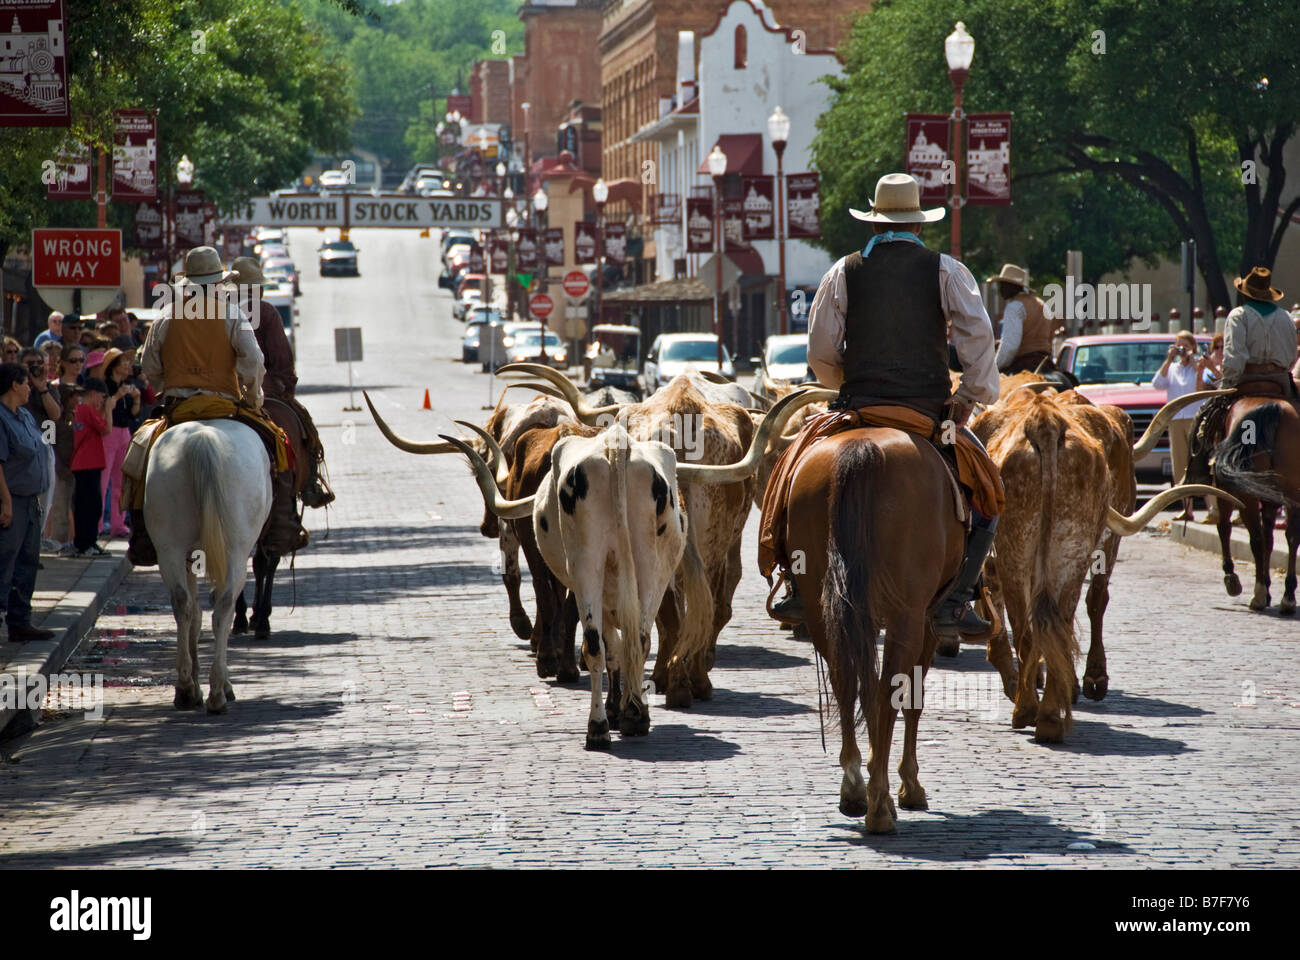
[{"xmin": 363, "ymin": 366, "xmax": 1248, "ymax": 833}]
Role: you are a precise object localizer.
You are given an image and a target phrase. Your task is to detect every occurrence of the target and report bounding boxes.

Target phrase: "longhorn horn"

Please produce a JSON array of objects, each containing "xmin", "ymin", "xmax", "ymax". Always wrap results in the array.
[
  {"xmin": 1003, "ymin": 380, "xmax": 1058, "ymax": 401},
  {"xmin": 1132, "ymin": 390, "xmax": 1231, "ymax": 457},
  {"xmin": 438, "ymin": 434, "xmax": 536, "ymax": 520},
  {"xmin": 364, "ymin": 390, "xmax": 462, "ymax": 455},
  {"xmin": 675, "ymin": 387, "xmax": 838, "ymax": 485},
  {"xmin": 1105, "ymin": 485, "xmax": 1243, "ymax": 536},
  {"xmin": 495, "ymin": 363, "xmax": 620, "ymax": 425},
  {"xmin": 696, "ymin": 369, "xmax": 731, "ymax": 384},
  {"xmin": 453, "ymin": 420, "xmax": 509, "ymax": 485},
  {"xmin": 502, "ymin": 380, "xmax": 568, "ymax": 402}
]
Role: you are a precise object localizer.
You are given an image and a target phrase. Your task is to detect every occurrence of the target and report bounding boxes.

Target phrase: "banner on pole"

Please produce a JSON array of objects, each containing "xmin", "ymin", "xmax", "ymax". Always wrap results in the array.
[
  {"xmin": 516, "ymin": 228, "xmax": 538, "ymax": 272},
  {"xmin": 0, "ymin": 0, "xmax": 69, "ymax": 127},
  {"xmin": 174, "ymin": 190, "xmax": 207, "ymax": 249},
  {"xmin": 111, "ymin": 108, "xmax": 157, "ymax": 201},
  {"xmin": 741, "ymin": 176, "xmax": 774, "ymax": 241},
  {"xmin": 487, "ymin": 230, "xmax": 509, "ymax": 274},
  {"xmin": 686, "ymin": 197, "xmax": 712, "ymax": 253},
  {"xmin": 46, "ymin": 140, "xmax": 91, "ymax": 200},
  {"xmin": 965, "ymin": 113, "xmax": 1011, "ymax": 206},
  {"xmin": 905, "ymin": 114, "xmax": 951, "ymax": 204},
  {"xmin": 540, "ymin": 227, "xmax": 564, "ymax": 268},
  {"xmin": 133, "ymin": 200, "xmax": 164, "ymax": 252},
  {"xmin": 603, "ymin": 222, "xmax": 626, "ymax": 265},
  {"xmin": 785, "ymin": 173, "xmax": 821, "ymax": 239},
  {"xmin": 574, "ymin": 221, "xmax": 597, "ymax": 264}
]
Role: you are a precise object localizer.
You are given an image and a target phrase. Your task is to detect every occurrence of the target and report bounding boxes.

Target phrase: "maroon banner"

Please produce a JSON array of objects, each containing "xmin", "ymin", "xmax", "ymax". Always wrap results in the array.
[
  {"xmin": 540, "ymin": 227, "xmax": 564, "ymax": 267},
  {"xmin": 174, "ymin": 190, "xmax": 207, "ymax": 249},
  {"xmin": 785, "ymin": 173, "xmax": 821, "ymax": 240},
  {"xmin": 445, "ymin": 94, "xmax": 472, "ymax": 118},
  {"xmin": 46, "ymin": 140, "xmax": 91, "ymax": 200},
  {"xmin": 0, "ymin": 1, "xmax": 69, "ymax": 127},
  {"xmin": 133, "ymin": 200, "xmax": 164, "ymax": 252},
  {"xmin": 468, "ymin": 244, "xmax": 485, "ymax": 274},
  {"xmin": 686, "ymin": 197, "xmax": 712, "ymax": 253},
  {"xmin": 487, "ymin": 230, "xmax": 510, "ymax": 273},
  {"xmin": 516, "ymin": 228, "xmax": 538, "ymax": 272},
  {"xmin": 111, "ymin": 108, "xmax": 157, "ymax": 200},
  {"xmin": 965, "ymin": 112, "xmax": 1011, "ymax": 206},
  {"xmin": 741, "ymin": 176, "xmax": 774, "ymax": 241},
  {"xmin": 574, "ymin": 221, "xmax": 597, "ymax": 263},
  {"xmin": 202, "ymin": 202, "xmax": 217, "ymax": 245},
  {"xmin": 905, "ymin": 114, "xmax": 951, "ymax": 205},
  {"xmin": 654, "ymin": 193, "xmax": 681, "ymax": 225},
  {"xmin": 722, "ymin": 198, "xmax": 746, "ymax": 252},
  {"xmin": 603, "ymin": 222, "xmax": 626, "ymax": 266}
]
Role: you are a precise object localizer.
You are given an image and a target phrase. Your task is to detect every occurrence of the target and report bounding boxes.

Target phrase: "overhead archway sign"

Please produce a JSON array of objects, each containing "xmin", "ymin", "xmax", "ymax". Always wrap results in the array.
[{"xmin": 226, "ymin": 194, "xmax": 505, "ymax": 230}]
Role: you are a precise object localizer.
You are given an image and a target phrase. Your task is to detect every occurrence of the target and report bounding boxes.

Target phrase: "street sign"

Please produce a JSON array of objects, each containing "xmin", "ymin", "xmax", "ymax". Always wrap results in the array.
[
  {"xmin": 529, "ymin": 293, "xmax": 555, "ymax": 319},
  {"xmin": 32, "ymin": 228, "xmax": 121, "ymax": 287},
  {"xmin": 227, "ymin": 194, "xmax": 503, "ymax": 230},
  {"xmin": 562, "ymin": 270, "xmax": 590, "ymax": 299},
  {"xmin": 696, "ymin": 253, "xmax": 741, "ymax": 297},
  {"xmin": 334, "ymin": 327, "xmax": 363, "ymax": 362}
]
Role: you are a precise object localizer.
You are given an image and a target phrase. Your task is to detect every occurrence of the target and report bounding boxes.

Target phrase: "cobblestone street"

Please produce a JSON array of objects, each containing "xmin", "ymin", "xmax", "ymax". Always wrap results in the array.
[{"xmin": 3, "ymin": 230, "xmax": 1298, "ymax": 868}]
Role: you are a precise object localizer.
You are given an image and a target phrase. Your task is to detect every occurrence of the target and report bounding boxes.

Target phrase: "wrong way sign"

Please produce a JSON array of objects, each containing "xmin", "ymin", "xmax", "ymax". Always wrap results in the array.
[
  {"xmin": 32, "ymin": 228, "xmax": 122, "ymax": 287},
  {"xmin": 529, "ymin": 293, "xmax": 555, "ymax": 319},
  {"xmin": 562, "ymin": 270, "xmax": 590, "ymax": 299}
]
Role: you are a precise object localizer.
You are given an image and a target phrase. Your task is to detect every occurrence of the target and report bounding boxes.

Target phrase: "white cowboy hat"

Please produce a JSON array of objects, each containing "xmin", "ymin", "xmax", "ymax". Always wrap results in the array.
[
  {"xmin": 179, "ymin": 246, "xmax": 233, "ymax": 286},
  {"xmin": 850, "ymin": 173, "xmax": 946, "ymax": 224},
  {"xmin": 988, "ymin": 263, "xmax": 1032, "ymax": 291}
]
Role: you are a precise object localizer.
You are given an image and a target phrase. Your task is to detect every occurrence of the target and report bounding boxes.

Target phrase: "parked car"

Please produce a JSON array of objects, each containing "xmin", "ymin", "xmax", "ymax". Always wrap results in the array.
[
  {"xmin": 461, "ymin": 318, "xmax": 496, "ymax": 363},
  {"xmin": 250, "ymin": 226, "xmax": 285, "ymax": 246},
  {"xmin": 255, "ymin": 241, "xmax": 289, "ymax": 263},
  {"xmin": 481, "ymin": 321, "xmax": 544, "ymax": 372},
  {"xmin": 319, "ymin": 169, "xmax": 349, "ymax": 188},
  {"xmin": 1055, "ymin": 332, "xmax": 1213, "ymax": 483},
  {"xmin": 318, "ymin": 239, "xmax": 359, "ymax": 277},
  {"xmin": 585, "ymin": 324, "xmax": 642, "ymax": 397},
  {"xmin": 751, "ymin": 333, "xmax": 812, "ymax": 400},
  {"xmin": 453, "ymin": 289, "xmax": 483, "ymax": 323},
  {"xmin": 507, "ymin": 328, "xmax": 567, "ymax": 368},
  {"xmin": 644, "ymin": 333, "xmax": 735, "ymax": 393},
  {"xmin": 261, "ymin": 256, "xmax": 299, "ymax": 296}
]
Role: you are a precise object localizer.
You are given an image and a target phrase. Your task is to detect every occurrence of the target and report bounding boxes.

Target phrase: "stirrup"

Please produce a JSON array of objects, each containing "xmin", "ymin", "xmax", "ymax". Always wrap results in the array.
[{"xmin": 766, "ymin": 572, "xmax": 804, "ymax": 625}]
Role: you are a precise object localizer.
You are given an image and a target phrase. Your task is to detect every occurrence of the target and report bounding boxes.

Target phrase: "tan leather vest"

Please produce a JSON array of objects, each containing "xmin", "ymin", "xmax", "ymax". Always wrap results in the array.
[
  {"xmin": 160, "ymin": 313, "xmax": 240, "ymax": 397},
  {"xmin": 1012, "ymin": 292, "xmax": 1052, "ymax": 356}
]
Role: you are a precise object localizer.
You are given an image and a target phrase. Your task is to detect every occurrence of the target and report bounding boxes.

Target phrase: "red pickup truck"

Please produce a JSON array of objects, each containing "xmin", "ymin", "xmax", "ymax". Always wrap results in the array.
[{"xmin": 1054, "ymin": 333, "xmax": 1213, "ymax": 483}]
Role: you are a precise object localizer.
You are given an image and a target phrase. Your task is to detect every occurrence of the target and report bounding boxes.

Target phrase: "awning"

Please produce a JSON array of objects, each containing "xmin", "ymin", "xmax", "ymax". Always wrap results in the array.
[
  {"xmin": 696, "ymin": 134, "xmax": 763, "ymax": 176},
  {"xmin": 601, "ymin": 277, "xmax": 713, "ymax": 303}
]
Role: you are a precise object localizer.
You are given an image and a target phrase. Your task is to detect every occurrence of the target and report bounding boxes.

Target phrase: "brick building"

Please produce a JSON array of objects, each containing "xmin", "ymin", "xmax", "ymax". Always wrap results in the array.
[
  {"xmin": 515, "ymin": 1, "xmax": 605, "ymax": 165},
  {"xmin": 469, "ymin": 58, "xmax": 512, "ymax": 126}
]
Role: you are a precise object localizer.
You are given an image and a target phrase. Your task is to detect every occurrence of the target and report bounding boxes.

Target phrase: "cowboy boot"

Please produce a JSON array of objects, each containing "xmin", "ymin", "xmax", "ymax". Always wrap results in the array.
[
  {"xmin": 933, "ymin": 518, "xmax": 998, "ymax": 637},
  {"xmin": 126, "ymin": 509, "xmax": 157, "ymax": 567},
  {"xmin": 300, "ymin": 458, "xmax": 335, "ymax": 509},
  {"xmin": 770, "ymin": 579, "xmax": 804, "ymax": 624}
]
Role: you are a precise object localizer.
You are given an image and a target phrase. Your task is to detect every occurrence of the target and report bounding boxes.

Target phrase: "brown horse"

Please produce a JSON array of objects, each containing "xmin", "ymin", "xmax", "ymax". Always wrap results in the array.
[{"xmin": 1213, "ymin": 396, "xmax": 1300, "ymax": 612}]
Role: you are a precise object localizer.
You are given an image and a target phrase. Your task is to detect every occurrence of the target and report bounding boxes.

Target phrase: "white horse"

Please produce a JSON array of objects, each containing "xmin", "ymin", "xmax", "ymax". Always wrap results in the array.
[{"xmin": 145, "ymin": 419, "xmax": 272, "ymax": 713}]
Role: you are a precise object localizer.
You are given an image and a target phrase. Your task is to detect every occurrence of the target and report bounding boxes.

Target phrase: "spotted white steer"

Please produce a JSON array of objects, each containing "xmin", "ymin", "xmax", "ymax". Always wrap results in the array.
[{"xmin": 446, "ymin": 423, "xmax": 690, "ymax": 749}]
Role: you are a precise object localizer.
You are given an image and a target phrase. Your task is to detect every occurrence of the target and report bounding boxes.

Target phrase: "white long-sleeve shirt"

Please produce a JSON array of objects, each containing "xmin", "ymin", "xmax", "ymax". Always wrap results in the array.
[
  {"xmin": 1222, "ymin": 301, "xmax": 1297, "ymax": 383},
  {"xmin": 807, "ymin": 244, "xmax": 1000, "ymax": 405},
  {"xmin": 994, "ymin": 299, "xmax": 1025, "ymax": 370},
  {"xmin": 1150, "ymin": 358, "xmax": 1202, "ymax": 419},
  {"xmin": 141, "ymin": 292, "xmax": 265, "ymax": 407}
]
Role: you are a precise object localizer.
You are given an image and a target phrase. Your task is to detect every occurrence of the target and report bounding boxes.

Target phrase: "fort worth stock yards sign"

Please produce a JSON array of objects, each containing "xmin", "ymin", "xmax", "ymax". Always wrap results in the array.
[{"xmin": 227, "ymin": 194, "xmax": 504, "ymax": 230}]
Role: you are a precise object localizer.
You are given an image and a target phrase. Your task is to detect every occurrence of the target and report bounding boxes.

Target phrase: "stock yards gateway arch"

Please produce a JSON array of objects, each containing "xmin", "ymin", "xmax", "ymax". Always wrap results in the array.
[{"xmin": 227, "ymin": 193, "xmax": 505, "ymax": 230}]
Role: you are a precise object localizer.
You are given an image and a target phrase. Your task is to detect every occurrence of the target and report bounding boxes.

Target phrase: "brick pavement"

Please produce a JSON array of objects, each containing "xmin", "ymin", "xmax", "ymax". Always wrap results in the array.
[{"xmin": 1, "ymin": 229, "xmax": 1297, "ymax": 868}]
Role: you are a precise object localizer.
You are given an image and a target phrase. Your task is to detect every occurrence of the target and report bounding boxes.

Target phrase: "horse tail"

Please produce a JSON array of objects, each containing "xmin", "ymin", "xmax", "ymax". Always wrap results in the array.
[
  {"xmin": 822, "ymin": 439, "xmax": 894, "ymax": 725},
  {"xmin": 1026, "ymin": 404, "xmax": 1079, "ymax": 729},
  {"xmin": 193, "ymin": 430, "xmax": 229, "ymax": 591},
  {"xmin": 1214, "ymin": 402, "xmax": 1288, "ymax": 503}
]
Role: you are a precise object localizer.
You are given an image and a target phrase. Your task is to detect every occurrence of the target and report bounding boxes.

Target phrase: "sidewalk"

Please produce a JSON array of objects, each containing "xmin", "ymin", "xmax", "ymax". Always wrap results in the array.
[
  {"xmin": 1165, "ymin": 515, "xmax": 1294, "ymax": 570},
  {"xmin": 0, "ymin": 544, "xmax": 132, "ymax": 740}
]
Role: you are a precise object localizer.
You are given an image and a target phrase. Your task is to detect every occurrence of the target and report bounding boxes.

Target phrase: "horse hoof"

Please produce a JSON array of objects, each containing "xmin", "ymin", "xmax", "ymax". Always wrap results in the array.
[
  {"xmin": 224, "ymin": 683, "xmax": 236, "ymax": 703},
  {"xmin": 1248, "ymin": 593, "xmax": 1270, "ymax": 611},
  {"xmin": 1033, "ymin": 715, "xmax": 1066, "ymax": 743},
  {"xmin": 1224, "ymin": 573, "xmax": 1242, "ymax": 596},
  {"xmin": 618, "ymin": 706, "xmax": 651, "ymax": 737},
  {"xmin": 254, "ymin": 626, "xmax": 270, "ymax": 641},
  {"xmin": 936, "ymin": 637, "xmax": 960, "ymax": 657},
  {"xmin": 173, "ymin": 687, "xmax": 202, "ymax": 710},
  {"xmin": 556, "ymin": 663, "xmax": 580, "ymax": 684},
  {"xmin": 651, "ymin": 669, "xmax": 668, "ymax": 694},
  {"xmin": 690, "ymin": 678, "xmax": 713, "ymax": 701},
  {"xmin": 898, "ymin": 784, "xmax": 928, "ymax": 811},
  {"xmin": 664, "ymin": 683, "xmax": 693, "ymax": 710},
  {"xmin": 536, "ymin": 655, "xmax": 558, "ymax": 679},
  {"xmin": 510, "ymin": 612, "xmax": 532, "ymax": 641},
  {"xmin": 1082, "ymin": 675, "xmax": 1108, "ymax": 701},
  {"xmin": 864, "ymin": 809, "xmax": 898, "ymax": 835},
  {"xmin": 585, "ymin": 719, "xmax": 611, "ymax": 751},
  {"xmin": 1011, "ymin": 706, "xmax": 1036, "ymax": 730},
  {"xmin": 232, "ymin": 617, "xmax": 248, "ymax": 635},
  {"xmin": 205, "ymin": 697, "xmax": 228, "ymax": 715},
  {"xmin": 1281, "ymin": 598, "xmax": 1296, "ymax": 616},
  {"xmin": 839, "ymin": 796, "xmax": 868, "ymax": 819}
]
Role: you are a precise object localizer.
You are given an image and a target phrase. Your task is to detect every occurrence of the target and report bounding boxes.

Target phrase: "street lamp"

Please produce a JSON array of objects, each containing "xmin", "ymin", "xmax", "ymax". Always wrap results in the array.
[
  {"xmin": 177, "ymin": 154, "xmax": 194, "ymax": 186},
  {"xmin": 945, "ymin": 21, "xmax": 974, "ymax": 260},
  {"xmin": 707, "ymin": 144, "xmax": 728, "ymax": 366},
  {"xmin": 167, "ymin": 154, "xmax": 196, "ymax": 282},
  {"xmin": 533, "ymin": 186, "xmax": 548, "ymax": 227},
  {"xmin": 767, "ymin": 105, "xmax": 791, "ymax": 335},
  {"xmin": 592, "ymin": 178, "xmax": 609, "ymax": 344}
]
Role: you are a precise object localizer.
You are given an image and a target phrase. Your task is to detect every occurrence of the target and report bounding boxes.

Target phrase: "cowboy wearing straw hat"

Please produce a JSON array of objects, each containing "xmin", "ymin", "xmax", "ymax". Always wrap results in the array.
[
  {"xmin": 988, "ymin": 263, "xmax": 1056, "ymax": 373},
  {"xmin": 125, "ymin": 246, "xmax": 267, "ymax": 565},
  {"xmin": 772, "ymin": 173, "xmax": 1001, "ymax": 633},
  {"xmin": 1186, "ymin": 266, "xmax": 1299, "ymax": 482}
]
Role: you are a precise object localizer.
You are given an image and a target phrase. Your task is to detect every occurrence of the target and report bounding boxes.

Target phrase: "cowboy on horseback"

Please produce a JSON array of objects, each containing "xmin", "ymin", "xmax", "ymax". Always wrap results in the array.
[
  {"xmin": 1186, "ymin": 266, "xmax": 1298, "ymax": 483},
  {"xmin": 227, "ymin": 257, "xmax": 334, "ymax": 555},
  {"xmin": 125, "ymin": 246, "xmax": 267, "ymax": 566},
  {"xmin": 765, "ymin": 173, "xmax": 1002, "ymax": 636}
]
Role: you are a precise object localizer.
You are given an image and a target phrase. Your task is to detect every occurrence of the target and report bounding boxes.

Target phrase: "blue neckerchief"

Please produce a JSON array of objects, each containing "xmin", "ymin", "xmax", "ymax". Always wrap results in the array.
[
  {"xmin": 1249, "ymin": 299, "xmax": 1281, "ymax": 316},
  {"xmin": 861, "ymin": 230, "xmax": 926, "ymax": 259}
]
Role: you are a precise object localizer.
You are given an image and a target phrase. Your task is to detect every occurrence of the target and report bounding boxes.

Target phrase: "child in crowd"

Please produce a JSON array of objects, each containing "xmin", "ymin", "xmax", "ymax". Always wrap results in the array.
[{"xmin": 70, "ymin": 378, "xmax": 113, "ymax": 556}]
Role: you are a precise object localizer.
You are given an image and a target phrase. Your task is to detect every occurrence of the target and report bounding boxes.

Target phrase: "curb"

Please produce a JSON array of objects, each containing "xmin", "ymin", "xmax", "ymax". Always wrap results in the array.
[
  {"xmin": 1166, "ymin": 519, "xmax": 1291, "ymax": 570},
  {"xmin": 0, "ymin": 553, "xmax": 132, "ymax": 741}
]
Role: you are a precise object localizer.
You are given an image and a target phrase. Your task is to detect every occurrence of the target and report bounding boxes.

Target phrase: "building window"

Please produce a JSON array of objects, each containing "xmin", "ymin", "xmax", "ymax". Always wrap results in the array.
[{"xmin": 734, "ymin": 24, "xmax": 747, "ymax": 69}]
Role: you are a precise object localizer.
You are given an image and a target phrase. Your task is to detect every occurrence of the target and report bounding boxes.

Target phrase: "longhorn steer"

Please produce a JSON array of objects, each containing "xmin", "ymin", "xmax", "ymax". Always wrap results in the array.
[{"xmin": 972, "ymin": 386, "xmax": 1235, "ymax": 742}]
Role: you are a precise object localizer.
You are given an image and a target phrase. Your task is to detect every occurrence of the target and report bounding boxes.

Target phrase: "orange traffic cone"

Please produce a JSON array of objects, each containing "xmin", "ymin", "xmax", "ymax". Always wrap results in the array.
[{"xmin": 422, "ymin": 389, "xmax": 432, "ymax": 410}]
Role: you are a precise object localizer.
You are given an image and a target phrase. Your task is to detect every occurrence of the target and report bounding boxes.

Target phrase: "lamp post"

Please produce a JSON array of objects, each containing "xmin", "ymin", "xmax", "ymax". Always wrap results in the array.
[
  {"xmin": 505, "ymin": 188, "xmax": 517, "ymax": 321},
  {"xmin": 767, "ymin": 106, "xmax": 791, "ymax": 336},
  {"xmin": 521, "ymin": 101, "xmax": 531, "ymax": 195},
  {"xmin": 532, "ymin": 186, "xmax": 550, "ymax": 351},
  {"xmin": 707, "ymin": 144, "xmax": 728, "ymax": 366},
  {"xmin": 169, "ymin": 154, "xmax": 195, "ymax": 282},
  {"xmin": 592, "ymin": 178, "xmax": 609, "ymax": 347},
  {"xmin": 945, "ymin": 21, "xmax": 974, "ymax": 260}
]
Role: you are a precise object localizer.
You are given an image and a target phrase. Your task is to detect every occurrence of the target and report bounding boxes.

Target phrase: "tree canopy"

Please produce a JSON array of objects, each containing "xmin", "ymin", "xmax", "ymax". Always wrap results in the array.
[{"xmin": 814, "ymin": 0, "xmax": 1298, "ymax": 307}]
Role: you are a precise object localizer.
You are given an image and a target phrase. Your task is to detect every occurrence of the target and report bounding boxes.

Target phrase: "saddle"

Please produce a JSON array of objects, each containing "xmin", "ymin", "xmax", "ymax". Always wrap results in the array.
[{"xmin": 757, "ymin": 403, "xmax": 1005, "ymax": 578}]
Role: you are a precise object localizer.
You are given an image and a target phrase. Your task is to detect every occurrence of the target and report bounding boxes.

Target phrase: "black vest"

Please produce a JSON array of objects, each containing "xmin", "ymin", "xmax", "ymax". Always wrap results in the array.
[{"xmin": 840, "ymin": 243, "xmax": 951, "ymax": 403}]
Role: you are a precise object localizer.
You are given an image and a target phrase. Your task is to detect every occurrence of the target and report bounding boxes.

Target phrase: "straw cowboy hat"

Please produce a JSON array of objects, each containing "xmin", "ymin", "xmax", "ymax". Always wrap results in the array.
[
  {"xmin": 850, "ymin": 173, "xmax": 946, "ymax": 224},
  {"xmin": 179, "ymin": 246, "xmax": 233, "ymax": 286},
  {"xmin": 228, "ymin": 256, "xmax": 266, "ymax": 285},
  {"xmin": 988, "ymin": 263, "xmax": 1033, "ymax": 292},
  {"xmin": 1235, "ymin": 266, "xmax": 1284, "ymax": 302}
]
